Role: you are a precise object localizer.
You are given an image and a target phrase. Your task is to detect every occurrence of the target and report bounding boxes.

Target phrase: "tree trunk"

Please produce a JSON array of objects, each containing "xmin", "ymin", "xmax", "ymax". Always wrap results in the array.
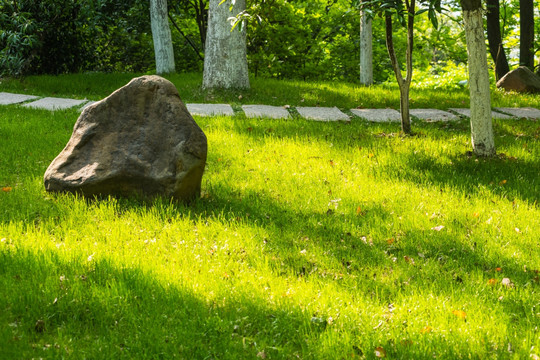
[
  {"xmin": 202, "ymin": 0, "xmax": 250, "ymax": 90},
  {"xmin": 384, "ymin": 1, "xmax": 413, "ymax": 135},
  {"xmin": 519, "ymin": 0, "xmax": 534, "ymax": 69},
  {"xmin": 486, "ymin": 0, "xmax": 509, "ymax": 80},
  {"xmin": 150, "ymin": 0, "xmax": 176, "ymax": 74},
  {"xmin": 399, "ymin": 86, "xmax": 411, "ymax": 134},
  {"xmin": 359, "ymin": 7, "xmax": 373, "ymax": 85},
  {"xmin": 461, "ymin": 0, "xmax": 496, "ymax": 157}
]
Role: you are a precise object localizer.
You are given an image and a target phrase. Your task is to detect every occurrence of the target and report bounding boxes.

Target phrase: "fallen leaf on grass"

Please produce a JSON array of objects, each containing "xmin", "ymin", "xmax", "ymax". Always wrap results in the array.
[
  {"xmin": 374, "ymin": 346, "xmax": 386, "ymax": 358},
  {"xmin": 420, "ymin": 326, "xmax": 433, "ymax": 333},
  {"xmin": 256, "ymin": 351, "xmax": 267, "ymax": 359},
  {"xmin": 431, "ymin": 225, "xmax": 445, "ymax": 231},
  {"xmin": 472, "ymin": 212, "xmax": 480, "ymax": 218},
  {"xmin": 488, "ymin": 278, "xmax": 498, "ymax": 286},
  {"xmin": 499, "ymin": 179, "xmax": 507, "ymax": 185},
  {"xmin": 452, "ymin": 310, "xmax": 467, "ymax": 319},
  {"xmin": 386, "ymin": 238, "xmax": 395, "ymax": 245},
  {"xmin": 404, "ymin": 256, "xmax": 415, "ymax": 265},
  {"xmin": 1, "ymin": 187, "xmax": 12, "ymax": 192},
  {"xmin": 495, "ymin": 267, "xmax": 502, "ymax": 272}
]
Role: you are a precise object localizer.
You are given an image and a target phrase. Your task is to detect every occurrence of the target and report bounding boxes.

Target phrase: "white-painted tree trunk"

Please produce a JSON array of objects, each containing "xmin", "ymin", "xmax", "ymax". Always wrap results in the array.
[
  {"xmin": 359, "ymin": 9, "xmax": 373, "ymax": 85},
  {"xmin": 150, "ymin": 0, "xmax": 176, "ymax": 74},
  {"xmin": 463, "ymin": 8, "xmax": 496, "ymax": 156},
  {"xmin": 203, "ymin": 0, "xmax": 250, "ymax": 90}
]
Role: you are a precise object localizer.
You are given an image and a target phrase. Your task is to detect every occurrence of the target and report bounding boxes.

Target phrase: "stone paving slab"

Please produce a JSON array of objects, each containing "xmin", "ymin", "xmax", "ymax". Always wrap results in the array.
[
  {"xmin": 350, "ymin": 108, "xmax": 401, "ymax": 122},
  {"xmin": 80, "ymin": 101, "xmax": 98, "ymax": 112},
  {"xmin": 410, "ymin": 109, "xmax": 459, "ymax": 121},
  {"xmin": 296, "ymin": 106, "xmax": 349, "ymax": 122},
  {"xmin": 449, "ymin": 108, "xmax": 512, "ymax": 119},
  {"xmin": 0, "ymin": 92, "xmax": 39, "ymax": 105},
  {"xmin": 23, "ymin": 97, "xmax": 87, "ymax": 110},
  {"xmin": 494, "ymin": 107, "xmax": 540, "ymax": 119},
  {"xmin": 242, "ymin": 104, "xmax": 290, "ymax": 119},
  {"xmin": 186, "ymin": 103, "xmax": 234, "ymax": 117}
]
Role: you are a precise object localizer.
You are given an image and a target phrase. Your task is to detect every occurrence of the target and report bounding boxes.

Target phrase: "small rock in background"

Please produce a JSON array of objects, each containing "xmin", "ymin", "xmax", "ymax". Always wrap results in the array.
[{"xmin": 496, "ymin": 66, "xmax": 540, "ymax": 94}]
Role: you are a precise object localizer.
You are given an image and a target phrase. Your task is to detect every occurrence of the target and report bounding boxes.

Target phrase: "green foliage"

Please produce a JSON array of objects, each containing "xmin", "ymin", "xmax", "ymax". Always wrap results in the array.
[
  {"xmin": 411, "ymin": 61, "xmax": 469, "ymax": 90},
  {"xmin": 0, "ymin": 2, "xmax": 40, "ymax": 76},
  {"xmin": 80, "ymin": 0, "xmax": 155, "ymax": 73},
  {"xmin": 0, "ymin": 0, "xmax": 536, "ymax": 82},
  {"xmin": 0, "ymin": 0, "xmax": 156, "ymax": 75},
  {"xmin": 246, "ymin": 0, "xmax": 391, "ymax": 82},
  {"xmin": 0, "ymin": 0, "xmax": 92, "ymax": 74}
]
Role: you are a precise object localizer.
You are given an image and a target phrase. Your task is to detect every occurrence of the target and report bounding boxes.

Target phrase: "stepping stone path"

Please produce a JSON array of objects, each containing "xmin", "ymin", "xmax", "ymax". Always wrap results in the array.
[
  {"xmin": 186, "ymin": 103, "xmax": 234, "ymax": 117},
  {"xmin": 410, "ymin": 109, "xmax": 459, "ymax": 122},
  {"xmin": 494, "ymin": 107, "xmax": 540, "ymax": 119},
  {"xmin": 23, "ymin": 97, "xmax": 87, "ymax": 110},
  {"xmin": 449, "ymin": 108, "xmax": 512, "ymax": 119},
  {"xmin": 351, "ymin": 108, "xmax": 400, "ymax": 122},
  {"xmin": 296, "ymin": 106, "xmax": 350, "ymax": 122},
  {"xmin": 1, "ymin": 91, "xmax": 539, "ymax": 122},
  {"xmin": 242, "ymin": 104, "xmax": 290, "ymax": 119},
  {"xmin": 0, "ymin": 92, "xmax": 39, "ymax": 105}
]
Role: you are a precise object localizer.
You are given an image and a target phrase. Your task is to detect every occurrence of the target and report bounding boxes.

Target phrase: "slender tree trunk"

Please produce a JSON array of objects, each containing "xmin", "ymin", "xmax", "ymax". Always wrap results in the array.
[
  {"xmin": 203, "ymin": 0, "xmax": 250, "ymax": 90},
  {"xmin": 486, "ymin": 0, "xmax": 510, "ymax": 80},
  {"xmin": 359, "ymin": 7, "xmax": 373, "ymax": 85},
  {"xmin": 384, "ymin": 0, "xmax": 414, "ymax": 134},
  {"xmin": 150, "ymin": 0, "xmax": 176, "ymax": 74},
  {"xmin": 399, "ymin": 86, "xmax": 411, "ymax": 134},
  {"xmin": 519, "ymin": 0, "xmax": 534, "ymax": 69},
  {"xmin": 461, "ymin": 0, "xmax": 496, "ymax": 157}
]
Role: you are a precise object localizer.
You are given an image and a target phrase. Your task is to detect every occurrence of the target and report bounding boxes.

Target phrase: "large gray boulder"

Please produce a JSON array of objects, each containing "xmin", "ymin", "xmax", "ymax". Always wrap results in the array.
[
  {"xmin": 496, "ymin": 66, "xmax": 540, "ymax": 94},
  {"xmin": 44, "ymin": 75, "xmax": 207, "ymax": 202}
]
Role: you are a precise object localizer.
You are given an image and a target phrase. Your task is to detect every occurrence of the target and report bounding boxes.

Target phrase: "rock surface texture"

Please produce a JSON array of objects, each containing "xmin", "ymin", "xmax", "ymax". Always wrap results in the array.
[
  {"xmin": 44, "ymin": 76, "xmax": 207, "ymax": 202},
  {"xmin": 496, "ymin": 66, "xmax": 540, "ymax": 93}
]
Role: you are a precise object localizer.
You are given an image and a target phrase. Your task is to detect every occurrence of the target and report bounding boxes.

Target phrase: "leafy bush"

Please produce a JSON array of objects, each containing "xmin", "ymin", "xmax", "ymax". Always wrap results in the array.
[
  {"xmin": 0, "ymin": 2, "xmax": 40, "ymax": 76},
  {"xmin": 246, "ymin": 0, "xmax": 393, "ymax": 83},
  {"xmin": 0, "ymin": 0, "xmax": 156, "ymax": 76},
  {"xmin": 411, "ymin": 61, "xmax": 469, "ymax": 90}
]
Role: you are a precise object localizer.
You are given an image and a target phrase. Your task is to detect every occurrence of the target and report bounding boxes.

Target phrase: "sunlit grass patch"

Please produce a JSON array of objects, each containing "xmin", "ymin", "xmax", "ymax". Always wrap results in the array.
[{"xmin": 1, "ymin": 100, "xmax": 539, "ymax": 358}]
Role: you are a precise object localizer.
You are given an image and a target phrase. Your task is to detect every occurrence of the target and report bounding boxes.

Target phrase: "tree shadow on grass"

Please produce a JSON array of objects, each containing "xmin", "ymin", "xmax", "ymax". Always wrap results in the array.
[
  {"xmin": 398, "ymin": 150, "xmax": 540, "ymax": 205},
  {"xmin": 0, "ymin": 250, "xmax": 317, "ymax": 359},
  {"xmin": 3, "ymin": 208, "xmax": 535, "ymax": 359},
  {"xmin": 2, "ymin": 178, "xmax": 538, "ymax": 358}
]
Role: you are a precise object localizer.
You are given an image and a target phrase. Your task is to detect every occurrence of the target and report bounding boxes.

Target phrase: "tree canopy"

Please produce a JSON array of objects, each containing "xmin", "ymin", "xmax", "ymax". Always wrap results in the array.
[{"xmin": 0, "ymin": 0, "xmax": 538, "ymax": 80}]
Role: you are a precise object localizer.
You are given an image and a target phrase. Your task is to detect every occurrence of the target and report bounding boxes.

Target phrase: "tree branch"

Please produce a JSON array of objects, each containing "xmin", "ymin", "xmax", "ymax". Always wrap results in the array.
[
  {"xmin": 405, "ymin": 0, "xmax": 415, "ymax": 84},
  {"xmin": 168, "ymin": 12, "xmax": 204, "ymax": 61}
]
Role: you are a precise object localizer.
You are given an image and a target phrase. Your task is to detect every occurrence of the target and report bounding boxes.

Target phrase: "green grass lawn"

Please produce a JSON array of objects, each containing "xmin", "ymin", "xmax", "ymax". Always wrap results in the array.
[
  {"xmin": 1, "ymin": 72, "xmax": 540, "ymax": 110},
  {"xmin": 0, "ymin": 77, "xmax": 539, "ymax": 359}
]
